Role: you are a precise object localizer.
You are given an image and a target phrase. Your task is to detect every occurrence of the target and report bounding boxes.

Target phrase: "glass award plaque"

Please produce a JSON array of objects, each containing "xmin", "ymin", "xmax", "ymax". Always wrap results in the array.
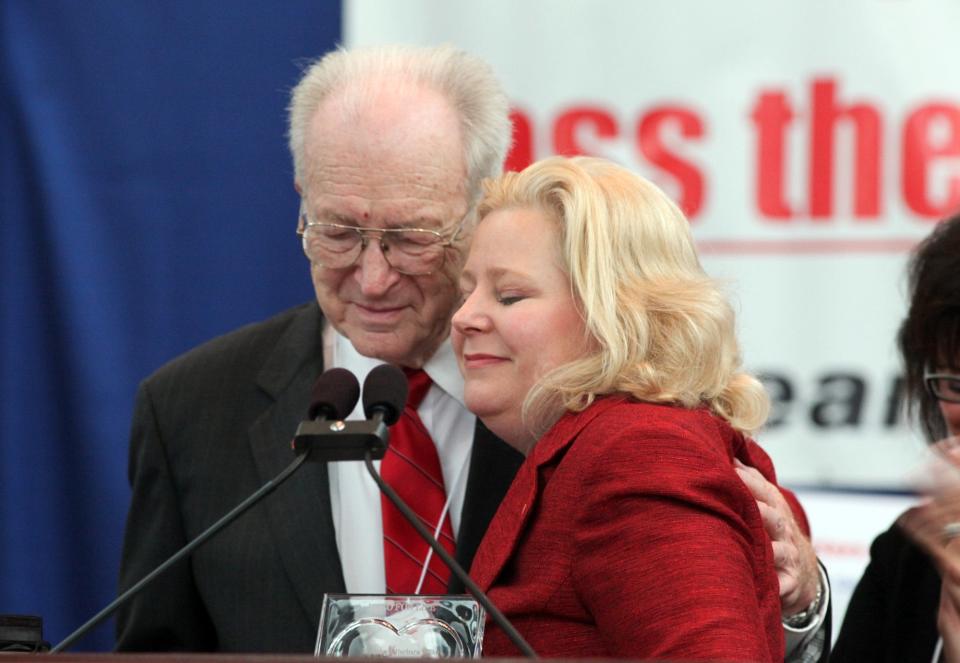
[{"xmin": 315, "ymin": 594, "xmax": 484, "ymax": 658}]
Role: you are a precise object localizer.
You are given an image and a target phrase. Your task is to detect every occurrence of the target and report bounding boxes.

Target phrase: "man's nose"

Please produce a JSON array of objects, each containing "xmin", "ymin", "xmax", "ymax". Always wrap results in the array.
[{"xmin": 354, "ymin": 237, "xmax": 401, "ymax": 295}]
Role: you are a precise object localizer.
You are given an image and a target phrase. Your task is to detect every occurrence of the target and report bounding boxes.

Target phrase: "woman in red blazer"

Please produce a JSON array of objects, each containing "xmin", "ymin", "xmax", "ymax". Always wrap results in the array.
[{"xmin": 452, "ymin": 156, "xmax": 791, "ymax": 661}]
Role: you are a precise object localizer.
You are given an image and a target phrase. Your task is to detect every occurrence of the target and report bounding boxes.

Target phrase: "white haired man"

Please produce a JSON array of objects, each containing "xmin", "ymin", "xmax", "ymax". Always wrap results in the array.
[{"xmin": 115, "ymin": 44, "xmax": 827, "ymax": 659}]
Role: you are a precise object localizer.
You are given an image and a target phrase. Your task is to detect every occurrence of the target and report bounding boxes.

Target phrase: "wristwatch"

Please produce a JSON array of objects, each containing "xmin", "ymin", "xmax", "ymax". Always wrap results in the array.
[{"xmin": 784, "ymin": 579, "xmax": 823, "ymax": 629}]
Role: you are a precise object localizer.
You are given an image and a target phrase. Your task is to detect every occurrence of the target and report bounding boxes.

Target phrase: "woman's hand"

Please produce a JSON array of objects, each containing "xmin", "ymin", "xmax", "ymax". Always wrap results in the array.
[
  {"xmin": 938, "ymin": 572, "xmax": 960, "ymax": 662},
  {"xmin": 898, "ymin": 437, "xmax": 960, "ymax": 661}
]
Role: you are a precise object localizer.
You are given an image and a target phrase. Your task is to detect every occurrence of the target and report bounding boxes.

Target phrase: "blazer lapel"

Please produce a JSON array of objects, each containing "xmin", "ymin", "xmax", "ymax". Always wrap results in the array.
[
  {"xmin": 469, "ymin": 397, "xmax": 625, "ymax": 593},
  {"xmin": 449, "ymin": 420, "xmax": 524, "ymax": 593},
  {"xmin": 468, "ymin": 454, "xmax": 539, "ymax": 593},
  {"xmin": 247, "ymin": 303, "xmax": 346, "ymax": 629}
]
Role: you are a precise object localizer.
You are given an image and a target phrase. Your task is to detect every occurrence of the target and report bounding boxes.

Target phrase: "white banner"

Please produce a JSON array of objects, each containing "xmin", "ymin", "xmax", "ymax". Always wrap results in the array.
[{"xmin": 346, "ymin": 0, "xmax": 960, "ymax": 490}]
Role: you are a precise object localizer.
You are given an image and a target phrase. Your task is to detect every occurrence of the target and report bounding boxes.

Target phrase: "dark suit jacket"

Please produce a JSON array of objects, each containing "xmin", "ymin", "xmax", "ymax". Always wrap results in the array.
[
  {"xmin": 831, "ymin": 522, "xmax": 941, "ymax": 663},
  {"xmin": 114, "ymin": 302, "xmax": 523, "ymax": 652},
  {"xmin": 471, "ymin": 396, "xmax": 786, "ymax": 661}
]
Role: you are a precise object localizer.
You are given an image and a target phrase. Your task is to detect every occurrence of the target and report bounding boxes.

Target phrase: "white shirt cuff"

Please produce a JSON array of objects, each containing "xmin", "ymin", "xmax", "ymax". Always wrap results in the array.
[{"xmin": 783, "ymin": 561, "xmax": 830, "ymax": 658}]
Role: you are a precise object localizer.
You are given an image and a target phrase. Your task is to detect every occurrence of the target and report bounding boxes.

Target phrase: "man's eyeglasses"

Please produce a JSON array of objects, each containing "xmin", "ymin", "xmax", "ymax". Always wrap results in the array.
[
  {"xmin": 924, "ymin": 372, "xmax": 960, "ymax": 404},
  {"xmin": 296, "ymin": 202, "xmax": 465, "ymax": 276}
]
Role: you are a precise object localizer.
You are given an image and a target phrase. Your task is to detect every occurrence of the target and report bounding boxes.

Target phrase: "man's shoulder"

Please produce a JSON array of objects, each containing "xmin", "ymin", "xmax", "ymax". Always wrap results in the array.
[{"xmin": 143, "ymin": 302, "xmax": 322, "ymax": 391}]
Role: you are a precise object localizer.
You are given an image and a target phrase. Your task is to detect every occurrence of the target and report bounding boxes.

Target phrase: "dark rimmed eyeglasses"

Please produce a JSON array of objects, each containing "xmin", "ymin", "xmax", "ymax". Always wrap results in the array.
[
  {"xmin": 924, "ymin": 371, "xmax": 960, "ymax": 404},
  {"xmin": 296, "ymin": 201, "xmax": 465, "ymax": 276}
]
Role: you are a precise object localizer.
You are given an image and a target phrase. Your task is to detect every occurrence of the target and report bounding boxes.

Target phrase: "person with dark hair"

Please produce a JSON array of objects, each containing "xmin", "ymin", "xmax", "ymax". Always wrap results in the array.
[{"xmin": 832, "ymin": 211, "xmax": 960, "ymax": 662}]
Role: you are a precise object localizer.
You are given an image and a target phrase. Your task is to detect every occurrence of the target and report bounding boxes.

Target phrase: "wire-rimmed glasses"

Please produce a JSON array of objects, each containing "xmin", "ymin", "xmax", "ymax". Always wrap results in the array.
[{"xmin": 296, "ymin": 201, "xmax": 465, "ymax": 276}]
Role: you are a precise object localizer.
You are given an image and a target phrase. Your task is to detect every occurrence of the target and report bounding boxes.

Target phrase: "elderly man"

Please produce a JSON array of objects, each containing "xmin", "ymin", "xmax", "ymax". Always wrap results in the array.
[{"xmin": 115, "ymin": 44, "xmax": 827, "ymax": 658}]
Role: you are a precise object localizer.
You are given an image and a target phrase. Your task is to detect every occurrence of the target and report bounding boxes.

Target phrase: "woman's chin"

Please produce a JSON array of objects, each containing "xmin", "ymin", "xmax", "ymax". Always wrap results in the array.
[
  {"xmin": 463, "ymin": 390, "xmax": 535, "ymax": 453},
  {"xmin": 464, "ymin": 387, "xmax": 502, "ymax": 419},
  {"xmin": 481, "ymin": 416, "xmax": 536, "ymax": 456}
]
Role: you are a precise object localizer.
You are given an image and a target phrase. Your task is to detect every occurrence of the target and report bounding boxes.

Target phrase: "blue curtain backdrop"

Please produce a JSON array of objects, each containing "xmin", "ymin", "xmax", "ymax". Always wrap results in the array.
[{"xmin": 1, "ymin": 1, "xmax": 340, "ymax": 651}]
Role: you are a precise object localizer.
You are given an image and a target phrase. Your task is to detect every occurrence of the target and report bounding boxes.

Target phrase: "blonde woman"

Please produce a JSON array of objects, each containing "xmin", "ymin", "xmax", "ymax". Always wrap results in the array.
[{"xmin": 452, "ymin": 156, "xmax": 804, "ymax": 661}]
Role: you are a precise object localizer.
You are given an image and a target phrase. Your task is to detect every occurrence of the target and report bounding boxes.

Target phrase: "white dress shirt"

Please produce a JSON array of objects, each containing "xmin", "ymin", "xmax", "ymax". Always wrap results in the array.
[{"xmin": 325, "ymin": 327, "xmax": 476, "ymax": 593}]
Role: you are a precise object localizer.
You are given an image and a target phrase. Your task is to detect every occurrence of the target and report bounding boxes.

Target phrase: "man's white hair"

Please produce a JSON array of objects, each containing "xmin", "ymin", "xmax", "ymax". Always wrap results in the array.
[{"xmin": 288, "ymin": 44, "xmax": 512, "ymax": 203}]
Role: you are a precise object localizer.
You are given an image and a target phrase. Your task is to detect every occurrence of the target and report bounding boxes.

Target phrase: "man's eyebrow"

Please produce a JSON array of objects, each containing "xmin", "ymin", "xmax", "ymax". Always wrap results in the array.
[
  {"xmin": 313, "ymin": 211, "xmax": 443, "ymax": 230},
  {"xmin": 317, "ymin": 212, "xmax": 359, "ymax": 226}
]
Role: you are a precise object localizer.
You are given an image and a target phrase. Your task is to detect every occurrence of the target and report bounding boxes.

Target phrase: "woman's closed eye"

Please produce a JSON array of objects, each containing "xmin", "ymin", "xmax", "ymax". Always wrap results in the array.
[{"xmin": 496, "ymin": 293, "xmax": 525, "ymax": 306}]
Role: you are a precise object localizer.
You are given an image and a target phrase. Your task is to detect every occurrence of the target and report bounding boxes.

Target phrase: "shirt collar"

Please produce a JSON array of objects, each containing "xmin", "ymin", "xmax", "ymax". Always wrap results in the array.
[{"xmin": 328, "ymin": 324, "xmax": 466, "ymax": 409}]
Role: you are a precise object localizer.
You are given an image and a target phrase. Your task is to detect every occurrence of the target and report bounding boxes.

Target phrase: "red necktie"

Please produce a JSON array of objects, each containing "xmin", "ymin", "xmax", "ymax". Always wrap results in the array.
[{"xmin": 381, "ymin": 368, "xmax": 456, "ymax": 594}]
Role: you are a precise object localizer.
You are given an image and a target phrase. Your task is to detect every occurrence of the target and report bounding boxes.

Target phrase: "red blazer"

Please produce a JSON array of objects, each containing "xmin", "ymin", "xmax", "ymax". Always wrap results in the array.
[{"xmin": 470, "ymin": 396, "xmax": 795, "ymax": 661}]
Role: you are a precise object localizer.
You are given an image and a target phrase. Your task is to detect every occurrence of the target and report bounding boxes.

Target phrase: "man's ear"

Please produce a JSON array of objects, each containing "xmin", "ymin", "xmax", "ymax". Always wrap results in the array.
[{"xmin": 294, "ymin": 180, "xmax": 302, "ymax": 195}]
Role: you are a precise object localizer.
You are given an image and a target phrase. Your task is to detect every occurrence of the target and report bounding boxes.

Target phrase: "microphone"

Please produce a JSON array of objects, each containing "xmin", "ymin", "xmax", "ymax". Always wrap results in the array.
[
  {"xmin": 362, "ymin": 362, "xmax": 408, "ymax": 425},
  {"xmin": 308, "ymin": 367, "xmax": 360, "ymax": 420},
  {"xmin": 50, "ymin": 368, "xmax": 359, "ymax": 653},
  {"xmin": 291, "ymin": 365, "xmax": 400, "ymax": 461},
  {"xmin": 359, "ymin": 364, "xmax": 538, "ymax": 659}
]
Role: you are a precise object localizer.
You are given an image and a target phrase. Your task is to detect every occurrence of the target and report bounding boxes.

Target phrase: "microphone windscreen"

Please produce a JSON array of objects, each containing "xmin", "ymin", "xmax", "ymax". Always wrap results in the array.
[
  {"xmin": 308, "ymin": 367, "xmax": 360, "ymax": 420},
  {"xmin": 362, "ymin": 364, "xmax": 408, "ymax": 425}
]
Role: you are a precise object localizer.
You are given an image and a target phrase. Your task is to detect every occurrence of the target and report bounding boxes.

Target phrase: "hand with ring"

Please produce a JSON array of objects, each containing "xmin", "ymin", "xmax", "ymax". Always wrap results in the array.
[
  {"xmin": 943, "ymin": 522, "xmax": 960, "ymax": 545},
  {"xmin": 898, "ymin": 436, "xmax": 960, "ymax": 661},
  {"xmin": 898, "ymin": 436, "xmax": 960, "ymax": 563}
]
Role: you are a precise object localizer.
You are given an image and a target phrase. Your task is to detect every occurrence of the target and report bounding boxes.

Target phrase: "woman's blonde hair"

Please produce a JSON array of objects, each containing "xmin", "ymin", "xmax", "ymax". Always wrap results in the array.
[{"xmin": 477, "ymin": 156, "xmax": 769, "ymax": 436}]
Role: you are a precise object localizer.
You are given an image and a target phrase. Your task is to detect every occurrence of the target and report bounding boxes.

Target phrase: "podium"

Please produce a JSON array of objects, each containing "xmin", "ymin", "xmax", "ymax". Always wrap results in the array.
[
  {"xmin": 3, "ymin": 658, "xmax": 626, "ymax": 663},
  {"xmin": 2, "ymin": 657, "xmax": 696, "ymax": 663}
]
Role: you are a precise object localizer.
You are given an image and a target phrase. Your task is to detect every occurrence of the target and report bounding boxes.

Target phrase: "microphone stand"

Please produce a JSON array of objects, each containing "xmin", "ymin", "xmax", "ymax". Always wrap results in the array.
[
  {"xmin": 50, "ymin": 452, "xmax": 310, "ymax": 654},
  {"xmin": 363, "ymin": 450, "xmax": 539, "ymax": 659}
]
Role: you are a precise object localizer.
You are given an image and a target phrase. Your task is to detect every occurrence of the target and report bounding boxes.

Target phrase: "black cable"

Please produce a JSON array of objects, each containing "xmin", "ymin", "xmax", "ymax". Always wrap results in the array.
[
  {"xmin": 364, "ymin": 450, "xmax": 539, "ymax": 659},
  {"xmin": 50, "ymin": 452, "xmax": 309, "ymax": 653}
]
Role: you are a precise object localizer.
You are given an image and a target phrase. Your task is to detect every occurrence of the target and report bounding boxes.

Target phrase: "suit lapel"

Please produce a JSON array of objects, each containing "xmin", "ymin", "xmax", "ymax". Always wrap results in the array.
[{"xmin": 247, "ymin": 304, "xmax": 346, "ymax": 629}]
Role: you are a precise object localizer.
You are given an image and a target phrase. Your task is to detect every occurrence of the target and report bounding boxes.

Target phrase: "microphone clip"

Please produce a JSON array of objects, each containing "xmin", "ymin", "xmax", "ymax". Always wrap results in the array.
[{"xmin": 292, "ymin": 419, "xmax": 388, "ymax": 461}]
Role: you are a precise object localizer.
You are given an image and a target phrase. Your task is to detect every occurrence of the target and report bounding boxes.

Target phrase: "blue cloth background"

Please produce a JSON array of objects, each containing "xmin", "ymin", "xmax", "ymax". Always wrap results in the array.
[{"xmin": 1, "ymin": 1, "xmax": 340, "ymax": 651}]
